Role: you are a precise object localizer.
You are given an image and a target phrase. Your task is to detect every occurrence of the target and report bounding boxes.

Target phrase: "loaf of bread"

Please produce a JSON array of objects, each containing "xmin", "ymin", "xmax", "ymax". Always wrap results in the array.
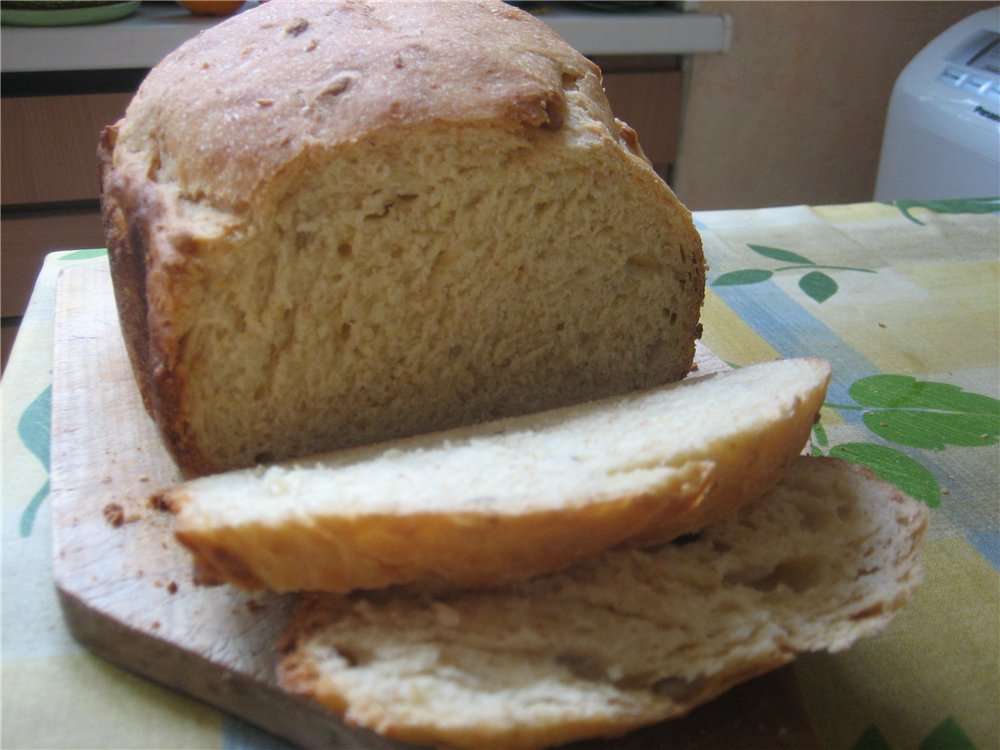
[
  {"xmin": 278, "ymin": 456, "xmax": 928, "ymax": 750},
  {"xmin": 98, "ymin": 0, "xmax": 706, "ymax": 478},
  {"xmin": 158, "ymin": 357, "xmax": 831, "ymax": 593}
]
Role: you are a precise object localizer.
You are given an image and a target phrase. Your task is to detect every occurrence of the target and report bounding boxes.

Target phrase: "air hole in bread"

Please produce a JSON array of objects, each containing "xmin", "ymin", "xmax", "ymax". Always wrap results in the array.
[
  {"xmin": 554, "ymin": 651, "xmax": 604, "ymax": 681},
  {"xmin": 364, "ymin": 204, "xmax": 392, "ymax": 221},
  {"xmin": 837, "ymin": 500, "xmax": 859, "ymax": 524},
  {"xmin": 710, "ymin": 538, "xmax": 732, "ymax": 553},
  {"xmin": 610, "ymin": 670, "xmax": 659, "ymax": 691},
  {"xmin": 295, "ymin": 231, "xmax": 313, "ymax": 251},
  {"xmin": 336, "ymin": 645, "xmax": 369, "ymax": 668},
  {"xmin": 800, "ymin": 503, "xmax": 835, "ymax": 532},
  {"xmin": 645, "ymin": 337, "xmax": 668, "ymax": 363},
  {"xmin": 626, "ymin": 254, "xmax": 662, "ymax": 271},
  {"xmin": 725, "ymin": 555, "xmax": 825, "ymax": 594},
  {"xmin": 849, "ymin": 602, "xmax": 886, "ymax": 621},
  {"xmin": 671, "ymin": 532, "xmax": 702, "ymax": 547},
  {"xmin": 651, "ymin": 676, "xmax": 701, "ymax": 700},
  {"xmin": 560, "ymin": 71, "xmax": 581, "ymax": 91}
]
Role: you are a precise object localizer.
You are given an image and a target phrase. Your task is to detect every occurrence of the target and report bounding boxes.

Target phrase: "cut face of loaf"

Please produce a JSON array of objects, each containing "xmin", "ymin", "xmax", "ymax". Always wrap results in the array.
[
  {"xmin": 159, "ymin": 357, "xmax": 832, "ymax": 593},
  {"xmin": 278, "ymin": 457, "xmax": 928, "ymax": 750},
  {"xmin": 98, "ymin": 0, "xmax": 705, "ymax": 477}
]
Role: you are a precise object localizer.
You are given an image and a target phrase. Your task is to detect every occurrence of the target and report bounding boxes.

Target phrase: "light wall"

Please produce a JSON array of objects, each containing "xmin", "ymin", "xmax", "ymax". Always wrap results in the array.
[{"xmin": 673, "ymin": 1, "xmax": 995, "ymax": 210}]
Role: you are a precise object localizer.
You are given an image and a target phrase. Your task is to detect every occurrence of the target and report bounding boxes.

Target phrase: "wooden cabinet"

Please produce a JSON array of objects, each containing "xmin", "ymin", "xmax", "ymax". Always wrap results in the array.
[
  {"xmin": 2, "ymin": 92, "xmax": 131, "ymax": 204},
  {"xmin": 1, "ymin": 92, "xmax": 132, "ymax": 317}
]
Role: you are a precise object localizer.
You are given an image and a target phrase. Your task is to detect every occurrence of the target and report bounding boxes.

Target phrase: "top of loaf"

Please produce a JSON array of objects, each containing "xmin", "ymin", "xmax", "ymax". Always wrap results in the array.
[{"xmin": 114, "ymin": 0, "xmax": 619, "ymax": 207}]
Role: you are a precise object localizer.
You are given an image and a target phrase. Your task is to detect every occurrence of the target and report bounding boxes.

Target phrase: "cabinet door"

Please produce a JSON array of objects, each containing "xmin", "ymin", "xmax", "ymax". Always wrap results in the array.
[
  {"xmin": 1, "ymin": 92, "xmax": 133, "ymax": 205},
  {"xmin": 1, "ymin": 210, "xmax": 105, "ymax": 317}
]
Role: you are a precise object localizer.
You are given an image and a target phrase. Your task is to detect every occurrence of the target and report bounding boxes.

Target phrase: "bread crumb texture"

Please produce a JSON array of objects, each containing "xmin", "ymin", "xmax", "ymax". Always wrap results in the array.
[
  {"xmin": 100, "ymin": 0, "xmax": 705, "ymax": 476},
  {"xmin": 278, "ymin": 457, "xmax": 928, "ymax": 750}
]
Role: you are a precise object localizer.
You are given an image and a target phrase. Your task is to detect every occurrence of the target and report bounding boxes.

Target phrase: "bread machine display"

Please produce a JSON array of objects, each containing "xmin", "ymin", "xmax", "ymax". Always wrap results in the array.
[{"xmin": 94, "ymin": 2, "xmax": 928, "ymax": 749}]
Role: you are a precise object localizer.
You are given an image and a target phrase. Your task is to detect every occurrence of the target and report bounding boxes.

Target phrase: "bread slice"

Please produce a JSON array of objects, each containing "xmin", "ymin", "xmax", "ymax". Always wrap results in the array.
[
  {"xmin": 158, "ymin": 357, "xmax": 831, "ymax": 593},
  {"xmin": 98, "ymin": 0, "xmax": 705, "ymax": 478},
  {"xmin": 277, "ymin": 457, "xmax": 928, "ymax": 750}
]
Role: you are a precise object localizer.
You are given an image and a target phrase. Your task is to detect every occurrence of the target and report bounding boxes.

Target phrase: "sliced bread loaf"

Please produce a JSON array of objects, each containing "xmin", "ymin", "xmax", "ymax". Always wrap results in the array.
[
  {"xmin": 99, "ymin": 0, "xmax": 705, "ymax": 478},
  {"xmin": 158, "ymin": 357, "xmax": 831, "ymax": 593},
  {"xmin": 277, "ymin": 456, "xmax": 928, "ymax": 750}
]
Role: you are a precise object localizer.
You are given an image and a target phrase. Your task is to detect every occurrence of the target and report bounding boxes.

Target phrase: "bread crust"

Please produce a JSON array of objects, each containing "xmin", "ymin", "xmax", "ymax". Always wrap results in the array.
[
  {"xmin": 168, "ymin": 460, "xmax": 715, "ymax": 591},
  {"xmin": 100, "ymin": 129, "xmax": 220, "ymax": 475},
  {"xmin": 111, "ymin": 0, "xmax": 616, "ymax": 208},
  {"xmin": 100, "ymin": 125, "xmax": 151, "ymax": 412}
]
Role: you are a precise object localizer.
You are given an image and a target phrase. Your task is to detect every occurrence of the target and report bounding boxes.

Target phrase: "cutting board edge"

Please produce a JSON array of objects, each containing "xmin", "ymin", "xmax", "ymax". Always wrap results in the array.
[{"xmin": 51, "ymin": 578, "xmax": 413, "ymax": 750}]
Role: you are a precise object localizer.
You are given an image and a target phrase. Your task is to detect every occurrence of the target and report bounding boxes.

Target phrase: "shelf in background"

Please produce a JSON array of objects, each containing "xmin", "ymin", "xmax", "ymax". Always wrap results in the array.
[{"xmin": 1, "ymin": 1, "xmax": 730, "ymax": 73}]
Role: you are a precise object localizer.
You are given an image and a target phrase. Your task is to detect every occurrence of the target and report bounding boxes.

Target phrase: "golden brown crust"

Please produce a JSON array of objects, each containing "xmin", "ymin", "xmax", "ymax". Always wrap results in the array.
[
  {"xmin": 101, "ymin": 132, "xmax": 220, "ymax": 477},
  {"xmin": 111, "ymin": 0, "xmax": 613, "ymax": 209},
  {"xmin": 172, "ymin": 461, "xmax": 714, "ymax": 592},
  {"xmin": 100, "ymin": 125, "xmax": 153, "ymax": 415}
]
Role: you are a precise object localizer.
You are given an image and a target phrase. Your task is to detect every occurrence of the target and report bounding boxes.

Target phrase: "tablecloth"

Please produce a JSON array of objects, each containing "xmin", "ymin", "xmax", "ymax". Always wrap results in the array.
[{"xmin": 2, "ymin": 199, "xmax": 998, "ymax": 749}]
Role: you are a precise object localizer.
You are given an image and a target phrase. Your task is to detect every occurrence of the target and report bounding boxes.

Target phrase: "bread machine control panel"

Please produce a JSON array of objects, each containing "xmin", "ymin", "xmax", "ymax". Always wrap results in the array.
[{"xmin": 937, "ymin": 30, "xmax": 1000, "ymax": 116}]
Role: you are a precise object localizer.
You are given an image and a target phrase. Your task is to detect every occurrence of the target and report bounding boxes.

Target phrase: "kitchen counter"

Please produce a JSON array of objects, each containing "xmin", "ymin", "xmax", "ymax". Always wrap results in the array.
[{"xmin": 3, "ymin": 199, "xmax": 997, "ymax": 749}]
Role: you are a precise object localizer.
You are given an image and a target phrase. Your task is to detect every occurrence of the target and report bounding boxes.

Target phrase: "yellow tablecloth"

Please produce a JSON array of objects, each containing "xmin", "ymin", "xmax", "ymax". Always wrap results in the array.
[{"xmin": 3, "ymin": 200, "xmax": 998, "ymax": 749}]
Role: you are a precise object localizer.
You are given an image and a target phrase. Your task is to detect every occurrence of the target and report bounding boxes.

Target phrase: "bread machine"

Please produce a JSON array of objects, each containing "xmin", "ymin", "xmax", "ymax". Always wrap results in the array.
[{"xmin": 875, "ymin": 6, "xmax": 1000, "ymax": 201}]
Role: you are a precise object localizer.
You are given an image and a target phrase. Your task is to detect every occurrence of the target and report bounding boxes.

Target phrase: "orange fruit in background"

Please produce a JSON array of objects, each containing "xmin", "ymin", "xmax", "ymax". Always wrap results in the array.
[{"xmin": 177, "ymin": 1, "xmax": 247, "ymax": 16}]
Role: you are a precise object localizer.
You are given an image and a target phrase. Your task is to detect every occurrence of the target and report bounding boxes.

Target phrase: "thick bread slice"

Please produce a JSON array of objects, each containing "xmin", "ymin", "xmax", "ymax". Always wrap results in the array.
[
  {"xmin": 99, "ymin": 0, "xmax": 705, "ymax": 478},
  {"xmin": 278, "ymin": 457, "xmax": 928, "ymax": 750},
  {"xmin": 160, "ymin": 357, "xmax": 831, "ymax": 593}
]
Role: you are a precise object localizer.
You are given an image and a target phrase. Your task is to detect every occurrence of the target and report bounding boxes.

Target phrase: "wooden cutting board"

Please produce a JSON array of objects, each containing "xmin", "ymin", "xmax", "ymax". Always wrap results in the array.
[{"xmin": 50, "ymin": 259, "xmax": 819, "ymax": 750}]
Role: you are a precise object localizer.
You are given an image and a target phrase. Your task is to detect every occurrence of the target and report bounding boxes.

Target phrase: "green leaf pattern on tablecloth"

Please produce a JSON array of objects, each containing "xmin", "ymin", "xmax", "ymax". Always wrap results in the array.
[
  {"xmin": 918, "ymin": 716, "xmax": 978, "ymax": 750},
  {"xmin": 854, "ymin": 724, "xmax": 893, "ymax": 750},
  {"xmin": 829, "ymin": 442, "xmax": 942, "ymax": 508},
  {"xmin": 18, "ymin": 385, "xmax": 51, "ymax": 537},
  {"xmin": 886, "ymin": 197, "xmax": 1000, "ymax": 226},
  {"xmin": 814, "ymin": 375, "xmax": 999, "ymax": 507},
  {"xmin": 799, "ymin": 270, "xmax": 839, "ymax": 303},
  {"xmin": 713, "ymin": 268, "xmax": 775, "ymax": 286},
  {"xmin": 745, "ymin": 244, "xmax": 816, "ymax": 265},
  {"xmin": 711, "ymin": 244, "xmax": 874, "ymax": 303},
  {"xmin": 854, "ymin": 716, "xmax": 978, "ymax": 749},
  {"xmin": 850, "ymin": 375, "xmax": 1000, "ymax": 449},
  {"xmin": 58, "ymin": 248, "xmax": 108, "ymax": 261}
]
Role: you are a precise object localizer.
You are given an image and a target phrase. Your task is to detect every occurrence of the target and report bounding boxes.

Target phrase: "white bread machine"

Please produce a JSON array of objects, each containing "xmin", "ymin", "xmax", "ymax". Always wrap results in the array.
[{"xmin": 875, "ymin": 7, "xmax": 1000, "ymax": 201}]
